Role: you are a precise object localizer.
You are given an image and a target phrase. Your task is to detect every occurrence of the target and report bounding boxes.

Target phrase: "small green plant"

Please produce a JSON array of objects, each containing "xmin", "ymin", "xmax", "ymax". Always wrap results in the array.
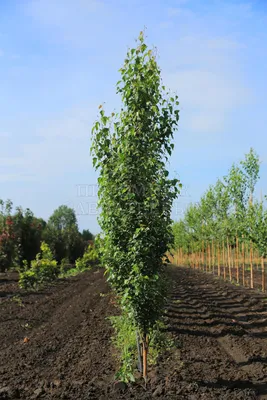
[
  {"xmin": 109, "ymin": 314, "xmax": 174, "ymax": 383},
  {"xmin": 60, "ymin": 267, "xmax": 81, "ymax": 278},
  {"xmin": 149, "ymin": 320, "xmax": 174, "ymax": 365},
  {"xmin": 75, "ymin": 244, "xmax": 98, "ymax": 271},
  {"xmin": 110, "ymin": 314, "xmax": 137, "ymax": 383},
  {"xmin": 11, "ymin": 295, "xmax": 24, "ymax": 307},
  {"xmin": 19, "ymin": 242, "xmax": 60, "ymax": 290}
]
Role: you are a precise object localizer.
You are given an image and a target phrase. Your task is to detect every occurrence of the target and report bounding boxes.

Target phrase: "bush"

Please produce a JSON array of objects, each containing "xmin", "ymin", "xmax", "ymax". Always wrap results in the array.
[
  {"xmin": 75, "ymin": 244, "xmax": 98, "ymax": 271},
  {"xmin": 19, "ymin": 242, "xmax": 60, "ymax": 290}
]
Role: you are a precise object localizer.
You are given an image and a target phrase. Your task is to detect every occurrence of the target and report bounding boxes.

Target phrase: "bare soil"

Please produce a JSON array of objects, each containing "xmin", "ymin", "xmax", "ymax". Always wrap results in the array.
[{"xmin": 1, "ymin": 266, "xmax": 267, "ymax": 399}]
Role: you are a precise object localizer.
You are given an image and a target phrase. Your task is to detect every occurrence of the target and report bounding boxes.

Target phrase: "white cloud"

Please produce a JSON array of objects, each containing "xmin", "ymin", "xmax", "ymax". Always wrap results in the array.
[
  {"xmin": 183, "ymin": 111, "xmax": 226, "ymax": 135},
  {"xmin": 165, "ymin": 69, "xmax": 248, "ymax": 111},
  {"xmin": 206, "ymin": 37, "xmax": 246, "ymax": 50},
  {"xmin": 0, "ymin": 173, "xmax": 36, "ymax": 183},
  {"xmin": 0, "ymin": 132, "xmax": 10, "ymax": 138},
  {"xmin": 1, "ymin": 105, "xmax": 98, "ymax": 182},
  {"xmin": 25, "ymin": 0, "xmax": 106, "ymax": 47},
  {"xmin": 0, "ymin": 157, "xmax": 25, "ymax": 167},
  {"xmin": 164, "ymin": 68, "xmax": 248, "ymax": 134},
  {"xmin": 167, "ymin": 7, "xmax": 184, "ymax": 17},
  {"xmin": 159, "ymin": 21, "xmax": 173, "ymax": 29},
  {"xmin": 26, "ymin": 0, "xmax": 103, "ymax": 25},
  {"xmin": 162, "ymin": 33, "xmax": 249, "ymax": 134}
]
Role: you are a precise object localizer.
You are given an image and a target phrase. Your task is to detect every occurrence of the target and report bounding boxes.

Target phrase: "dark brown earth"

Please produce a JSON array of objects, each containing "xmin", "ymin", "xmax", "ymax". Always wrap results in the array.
[{"xmin": 1, "ymin": 266, "xmax": 267, "ymax": 399}]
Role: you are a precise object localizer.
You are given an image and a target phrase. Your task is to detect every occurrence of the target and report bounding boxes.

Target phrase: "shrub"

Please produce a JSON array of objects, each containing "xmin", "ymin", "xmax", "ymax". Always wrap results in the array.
[
  {"xmin": 75, "ymin": 244, "xmax": 98, "ymax": 271},
  {"xmin": 60, "ymin": 257, "xmax": 71, "ymax": 274},
  {"xmin": 19, "ymin": 242, "xmax": 59, "ymax": 290}
]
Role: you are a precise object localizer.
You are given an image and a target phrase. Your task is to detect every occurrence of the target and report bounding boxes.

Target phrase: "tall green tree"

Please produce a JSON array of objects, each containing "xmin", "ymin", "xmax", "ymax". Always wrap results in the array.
[{"xmin": 91, "ymin": 31, "xmax": 180, "ymax": 378}]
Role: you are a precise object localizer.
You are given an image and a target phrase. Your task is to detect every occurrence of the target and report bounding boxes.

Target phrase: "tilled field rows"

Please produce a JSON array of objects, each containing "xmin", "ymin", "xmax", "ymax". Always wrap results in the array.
[
  {"xmin": 1, "ymin": 267, "xmax": 267, "ymax": 399},
  {"xmin": 165, "ymin": 266, "xmax": 267, "ymax": 399}
]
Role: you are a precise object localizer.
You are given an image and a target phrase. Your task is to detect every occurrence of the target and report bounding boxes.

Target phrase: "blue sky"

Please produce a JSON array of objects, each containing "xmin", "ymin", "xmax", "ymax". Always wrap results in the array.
[{"xmin": 1, "ymin": 0, "xmax": 267, "ymax": 234}]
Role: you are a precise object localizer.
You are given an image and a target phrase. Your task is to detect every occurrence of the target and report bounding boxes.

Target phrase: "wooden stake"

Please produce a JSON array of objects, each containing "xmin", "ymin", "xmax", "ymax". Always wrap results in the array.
[
  {"xmin": 250, "ymin": 241, "xmax": 254, "ymax": 289},
  {"xmin": 217, "ymin": 243, "xmax": 220, "ymax": 277},
  {"xmin": 214, "ymin": 239, "xmax": 215, "ymax": 275},
  {"xmin": 202, "ymin": 241, "xmax": 204, "ymax": 270},
  {"xmin": 236, "ymin": 237, "xmax": 239, "ymax": 284},
  {"xmin": 142, "ymin": 335, "xmax": 148, "ymax": 381},
  {"xmin": 262, "ymin": 256, "xmax": 265, "ymax": 292},
  {"xmin": 222, "ymin": 241, "xmax": 226, "ymax": 280},
  {"xmin": 208, "ymin": 244, "xmax": 211, "ymax": 272},
  {"xmin": 242, "ymin": 239, "xmax": 245, "ymax": 286},
  {"xmin": 227, "ymin": 238, "xmax": 232, "ymax": 281}
]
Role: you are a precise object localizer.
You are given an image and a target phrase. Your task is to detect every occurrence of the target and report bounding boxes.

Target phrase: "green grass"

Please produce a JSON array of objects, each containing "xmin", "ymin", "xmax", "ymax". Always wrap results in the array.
[{"xmin": 109, "ymin": 314, "xmax": 174, "ymax": 383}]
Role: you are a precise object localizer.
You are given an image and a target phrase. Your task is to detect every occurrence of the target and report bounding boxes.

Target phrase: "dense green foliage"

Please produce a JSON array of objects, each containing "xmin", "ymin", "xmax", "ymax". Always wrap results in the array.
[
  {"xmin": 172, "ymin": 148, "xmax": 267, "ymax": 256},
  {"xmin": 91, "ymin": 31, "xmax": 180, "ymax": 377},
  {"xmin": 43, "ymin": 205, "xmax": 86, "ymax": 263},
  {"xmin": 75, "ymin": 244, "xmax": 98, "ymax": 270},
  {"xmin": 19, "ymin": 242, "xmax": 60, "ymax": 289},
  {"xmin": 0, "ymin": 200, "xmax": 94, "ymax": 272}
]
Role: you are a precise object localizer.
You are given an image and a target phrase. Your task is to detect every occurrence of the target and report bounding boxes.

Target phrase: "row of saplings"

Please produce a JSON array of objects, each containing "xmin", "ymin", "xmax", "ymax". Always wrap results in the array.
[{"xmin": 18, "ymin": 242, "xmax": 98, "ymax": 290}]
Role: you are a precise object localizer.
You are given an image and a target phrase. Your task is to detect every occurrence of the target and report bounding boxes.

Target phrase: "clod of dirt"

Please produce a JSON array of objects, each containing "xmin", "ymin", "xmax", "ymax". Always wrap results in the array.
[
  {"xmin": 32, "ymin": 387, "xmax": 44, "ymax": 399},
  {"xmin": 152, "ymin": 384, "xmax": 164, "ymax": 397}
]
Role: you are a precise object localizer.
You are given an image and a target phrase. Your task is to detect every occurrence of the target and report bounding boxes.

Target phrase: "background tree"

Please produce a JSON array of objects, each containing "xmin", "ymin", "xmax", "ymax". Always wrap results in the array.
[
  {"xmin": 172, "ymin": 148, "xmax": 264, "ymax": 262},
  {"xmin": 81, "ymin": 229, "xmax": 94, "ymax": 242},
  {"xmin": 48, "ymin": 205, "xmax": 78, "ymax": 231},
  {"xmin": 0, "ymin": 200, "xmax": 92, "ymax": 270},
  {"xmin": 45, "ymin": 205, "xmax": 84, "ymax": 263}
]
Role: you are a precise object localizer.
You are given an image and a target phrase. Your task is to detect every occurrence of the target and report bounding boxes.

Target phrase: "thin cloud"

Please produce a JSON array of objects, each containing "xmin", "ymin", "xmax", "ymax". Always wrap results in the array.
[
  {"xmin": 2, "ymin": 105, "xmax": 98, "ymax": 182},
  {"xmin": 0, "ymin": 173, "xmax": 36, "ymax": 183},
  {"xmin": 0, "ymin": 132, "xmax": 10, "ymax": 138},
  {"xmin": 161, "ymin": 31, "xmax": 250, "ymax": 135},
  {"xmin": 25, "ymin": 0, "xmax": 106, "ymax": 47}
]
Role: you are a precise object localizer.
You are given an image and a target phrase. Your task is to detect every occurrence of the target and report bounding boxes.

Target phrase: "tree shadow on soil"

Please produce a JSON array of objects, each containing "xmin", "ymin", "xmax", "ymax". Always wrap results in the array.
[{"xmin": 197, "ymin": 378, "xmax": 267, "ymax": 395}]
